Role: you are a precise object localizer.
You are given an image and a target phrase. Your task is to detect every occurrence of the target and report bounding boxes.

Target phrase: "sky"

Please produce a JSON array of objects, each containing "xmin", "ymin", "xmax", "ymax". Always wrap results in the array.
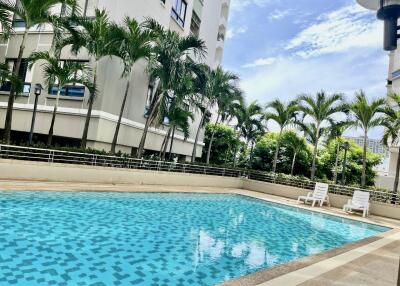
[{"xmin": 223, "ymin": 0, "xmax": 388, "ymax": 139}]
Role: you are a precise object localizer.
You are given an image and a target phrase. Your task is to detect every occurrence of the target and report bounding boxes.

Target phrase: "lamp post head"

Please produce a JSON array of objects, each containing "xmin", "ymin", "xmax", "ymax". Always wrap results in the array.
[
  {"xmin": 342, "ymin": 141, "xmax": 350, "ymax": 150},
  {"xmin": 34, "ymin": 83, "xmax": 43, "ymax": 96}
]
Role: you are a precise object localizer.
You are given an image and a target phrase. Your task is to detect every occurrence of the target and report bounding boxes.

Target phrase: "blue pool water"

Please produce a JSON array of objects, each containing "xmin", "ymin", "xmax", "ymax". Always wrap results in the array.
[{"xmin": 0, "ymin": 192, "xmax": 388, "ymax": 286}]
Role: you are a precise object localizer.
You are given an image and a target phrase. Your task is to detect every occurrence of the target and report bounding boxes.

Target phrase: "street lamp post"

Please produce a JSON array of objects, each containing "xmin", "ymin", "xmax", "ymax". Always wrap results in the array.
[
  {"xmin": 28, "ymin": 83, "xmax": 43, "ymax": 145},
  {"xmin": 341, "ymin": 141, "xmax": 350, "ymax": 185}
]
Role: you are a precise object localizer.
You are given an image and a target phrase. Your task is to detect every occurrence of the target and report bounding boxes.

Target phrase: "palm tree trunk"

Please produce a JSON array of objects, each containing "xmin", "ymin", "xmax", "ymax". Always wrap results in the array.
[
  {"xmin": 361, "ymin": 131, "xmax": 368, "ymax": 188},
  {"xmin": 391, "ymin": 146, "xmax": 400, "ymax": 203},
  {"xmin": 233, "ymin": 143, "xmax": 238, "ymax": 168},
  {"xmin": 333, "ymin": 142, "xmax": 340, "ymax": 184},
  {"xmin": 191, "ymin": 105, "xmax": 209, "ymax": 163},
  {"xmin": 3, "ymin": 30, "xmax": 28, "ymax": 144},
  {"xmin": 136, "ymin": 92, "xmax": 162, "ymax": 158},
  {"xmin": 81, "ymin": 61, "xmax": 98, "ymax": 149},
  {"xmin": 206, "ymin": 114, "xmax": 220, "ymax": 165},
  {"xmin": 272, "ymin": 130, "xmax": 283, "ymax": 174},
  {"xmin": 310, "ymin": 125, "xmax": 320, "ymax": 181},
  {"xmin": 291, "ymin": 151, "xmax": 297, "ymax": 176},
  {"xmin": 248, "ymin": 141, "xmax": 255, "ymax": 169},
  {"xmin": 168, "ymin": 126, "xmax": 176, "ymax": 160},
  {"xmin": 159, "ymin": 131, "xmax": 168, "ymax": 158},
  {"xmin": 111, "ymin": 80, "xmax": 130, "ymax": 154},
  {"xmin": 47, "ymin": 85, "xmax": 61, "ymax": 146},
  {"xmin": 162, "ymin": 128, "xmax": 172, "ymax": 161}
]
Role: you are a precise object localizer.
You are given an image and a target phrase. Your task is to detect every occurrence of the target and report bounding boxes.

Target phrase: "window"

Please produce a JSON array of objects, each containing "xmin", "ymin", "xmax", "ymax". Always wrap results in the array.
[
  {"xmin": 47, "ymin": 59, "xmax": 88, "ymax": 98},
  {"xmin": 171, "ymin": 0, "xmax": 187, "ymax": 27},
  {"xmin": 12, "ymin": 0, "xmax": 25, "ymax": 28},
  {"xmin": 144, "ymin": 84, "xmax": 155, "ymax": 116},
  {"xmin": 0, "ymin": 59, "xmax": 31, "ymax": 93},
  {"xmin": 190, "ymin": 11, "xmax": 201, "ymax": 36}
]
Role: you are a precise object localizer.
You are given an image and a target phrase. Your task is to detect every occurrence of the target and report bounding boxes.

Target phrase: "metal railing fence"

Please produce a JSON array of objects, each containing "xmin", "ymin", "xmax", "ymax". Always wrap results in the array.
[
  {"xmin": 1, "ymin": 144, "xmax": 399, "ymax": 206},
  {"xmin": 0, "ymin": 144, "xmax": 244, "ymax": 178}
]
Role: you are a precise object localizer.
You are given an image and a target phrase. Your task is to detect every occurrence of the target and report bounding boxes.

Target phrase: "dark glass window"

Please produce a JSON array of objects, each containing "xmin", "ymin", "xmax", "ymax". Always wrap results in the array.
[
  {"xmin": 190, "ymin": 11, "xmax": 201, "ymax": 36},
  {"xmin": 47, "ymin": 59, "xmax": 88, "ymax": 97},
  {"xmin": 171, "ymin": 0, "xmax": 187, "ymax": 27}
]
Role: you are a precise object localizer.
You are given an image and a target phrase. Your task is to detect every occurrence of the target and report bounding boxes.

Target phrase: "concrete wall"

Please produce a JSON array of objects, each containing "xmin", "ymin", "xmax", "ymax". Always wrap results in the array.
[
  {"xmin": 0, "ymin": 159, "xmax": 243, "ymax": 188},
  {"xmin": 243, "ymin": 179, "xmax": 400, "ymax": 220}
]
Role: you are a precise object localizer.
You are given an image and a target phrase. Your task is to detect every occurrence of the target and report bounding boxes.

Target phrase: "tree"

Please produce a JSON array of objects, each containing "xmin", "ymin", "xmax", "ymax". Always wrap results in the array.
[
  {"xmin": 191, "ymin": 66, "xmax": 238, "ymax": 163},
  {"xmin": 159, "ymin": 69, "xmax": 197, "ymax": 160},
  {"xmin": 236, "ymin": 101, "xmax": 265, "ymax": 168},
  {"xmin": 28, "ymin": 51, "xmax": 91, "ymax": 146},
  {"xmin": 319, "ymin": 139, "xmax": 381, "ymax": 186},
  {"xmin": 265, "ymin": 99, "xmax": 298, "ymax": 174},
  {"xmin": 0, "ymin": 0, "xmax": 77, "ymax": 144},
  {"xmin": 284, "ymin": 130, "xmax": 309, "ymax": 176},
  {"xmin": 109, "ymin": 17, "xmax": 154, "ymax": 154},
  {"xmin": 65, "ymin": 9, "xmax": 114, "ymax": 149},
  {"xmin": 297, "ymin": 91, "xmax": 344, "ymax": 180},
  {"xmin": 348, "ymin": 91, "xmax": 385, "ymax": 188},
  {"xmin": 136, "ymin": 19, "xmax": 206, "ymax": 158},
  {"xmin": 0, "ymin": 6, "xmax": 12, "ymax": 38},
  {"xmin": 251, "ymin": 131, "xmax": 312, "ymax": 176},
  {"xmin": 382, "ymin": 94, "xmax": 400, "ymax": 195},
  {"xmin": 205, "ymin": 87, "xmax": 243, "ymax": 165},
  {"xmin": 202, "ymin": 123, "xmax": 241, "ymax": 165}
]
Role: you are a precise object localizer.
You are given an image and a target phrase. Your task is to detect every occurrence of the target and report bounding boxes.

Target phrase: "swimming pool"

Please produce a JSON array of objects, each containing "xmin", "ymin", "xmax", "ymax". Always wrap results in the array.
[{"xmin": 0, "ymin": 191, "xmax": 388, "ymax": 286}]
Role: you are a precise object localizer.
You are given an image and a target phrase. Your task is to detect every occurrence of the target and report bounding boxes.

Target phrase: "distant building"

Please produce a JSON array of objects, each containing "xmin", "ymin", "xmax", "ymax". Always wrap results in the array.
[
  {"xmin": 344, "ymin": 136, "xmax": 389, "ymax": 176},
  {"xmin": 344, "ymin": 137, "xmax": 388, "ymax": 156}
]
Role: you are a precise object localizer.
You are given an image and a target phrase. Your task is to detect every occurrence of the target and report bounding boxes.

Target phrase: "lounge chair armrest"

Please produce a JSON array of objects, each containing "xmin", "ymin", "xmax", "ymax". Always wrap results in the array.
[{"xmin": 306, "ymin": 192, "xmax": 312, "ymax": 198}]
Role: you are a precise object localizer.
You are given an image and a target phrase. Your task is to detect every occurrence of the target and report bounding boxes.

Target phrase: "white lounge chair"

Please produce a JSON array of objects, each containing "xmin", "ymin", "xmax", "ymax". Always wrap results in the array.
[
  {"xmin": 343, "ymin": 190, "xmax": 370, "ymax": 217},
  {"xmin": 297, "ymin": 183, "xmax": 330, "ymax": 207}
]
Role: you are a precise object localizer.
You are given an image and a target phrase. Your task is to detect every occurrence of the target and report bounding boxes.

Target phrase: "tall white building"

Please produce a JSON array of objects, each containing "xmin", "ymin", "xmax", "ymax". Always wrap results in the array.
[
  {"xmin": 355, "ymin": 0, "xmax": 400, "ymax": 190},
  {"xmin": 0, "ymin": 0, "xmax": 231, "ymax": 160}
]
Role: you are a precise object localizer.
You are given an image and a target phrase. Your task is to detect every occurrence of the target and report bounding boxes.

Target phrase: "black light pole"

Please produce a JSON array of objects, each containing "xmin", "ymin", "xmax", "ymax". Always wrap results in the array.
[
  {"xmin": 28, "ymin": 83, "xmax": 43, "ymax": 145},
  {"xmin": 341, "ymin": 142, "xmax": 350, "ymax": 185}
]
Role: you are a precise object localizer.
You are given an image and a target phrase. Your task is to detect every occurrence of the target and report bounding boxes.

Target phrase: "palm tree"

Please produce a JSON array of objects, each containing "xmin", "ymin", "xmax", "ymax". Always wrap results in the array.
[
  {"xmin": 0, "ymin": 6, "xmax": 12, "ymax": 38},
  {"xmin": 298, "ymin": 91, "xmax": 344, "ymax": 180},
  {"xmin": 348, "ymin": 91, "xmax": 385, "ymax": 188},
  {"xmin": 284, "ymin": 130, "xmax": 308, "ymax": 176},
  {"xmin": 28, "ymin": 51, "xmax": 91, "ymax": 146},
  {"xmin": 382, "ymin": 94, "xmax": 400, "ymax": 196},
  {"xmin": 205, "ymin": 82, "xmax": 242, "ymax": 165},
  {"xmin": 326, "ymin": 121, "xmax": 350, "ymax": 184},
  {"xmin": 191, "ymin": 66, "xmax": 238, "ymax": 163},
  {"xmin": 265, "ymin": 99, "xmax": 298, "ymax": 174},
  {"xmin": 236, "ymin": 101, "xmax": 265, "ymax": 168},
  {"xmin": 64, "ymin": 9, "xmax": 114, "ymax": 149},
  {"xmin": 136, "ymin": 19, "xmax": 206, "ymax": 158},
  {"xmin": 0, "ymin": 0, "xmax": 77, "ymax": 144},
  {"xmin": 109, "ymin": 17, "xmax": 154, "ymax": 154}
]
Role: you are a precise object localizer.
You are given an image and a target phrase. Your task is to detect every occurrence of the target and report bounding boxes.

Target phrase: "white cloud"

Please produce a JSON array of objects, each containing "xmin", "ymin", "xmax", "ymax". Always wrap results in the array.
[
  {"xmin": 226, "ymin": 26, "xmax": 248, "ymax": 39},
  {"xmin": 268, "ymin": 9, "xmax": 291, "ymax": 21},
  {"xmin": 285, "ymin": 4, "xmax": 382, "ymax": 58},
  {"xmin": 242, "ymin": 57, "xmax": 277, "ymax": 68},
  {"xmin": 239, "ymin": 52, "xmax": 387, "ymax": 108}
]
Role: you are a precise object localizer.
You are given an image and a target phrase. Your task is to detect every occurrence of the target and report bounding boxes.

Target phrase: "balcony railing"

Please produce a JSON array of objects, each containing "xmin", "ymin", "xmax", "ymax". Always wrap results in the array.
[{"xmin": 0, "ymin": 144, "xmax": 399, "ymax": 206}]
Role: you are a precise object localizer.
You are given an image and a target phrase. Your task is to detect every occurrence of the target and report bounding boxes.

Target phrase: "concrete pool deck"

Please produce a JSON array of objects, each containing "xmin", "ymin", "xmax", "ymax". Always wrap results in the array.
[{"xmin": 0, "ymin": 180, "xmax": 399, "ymax": 286}]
